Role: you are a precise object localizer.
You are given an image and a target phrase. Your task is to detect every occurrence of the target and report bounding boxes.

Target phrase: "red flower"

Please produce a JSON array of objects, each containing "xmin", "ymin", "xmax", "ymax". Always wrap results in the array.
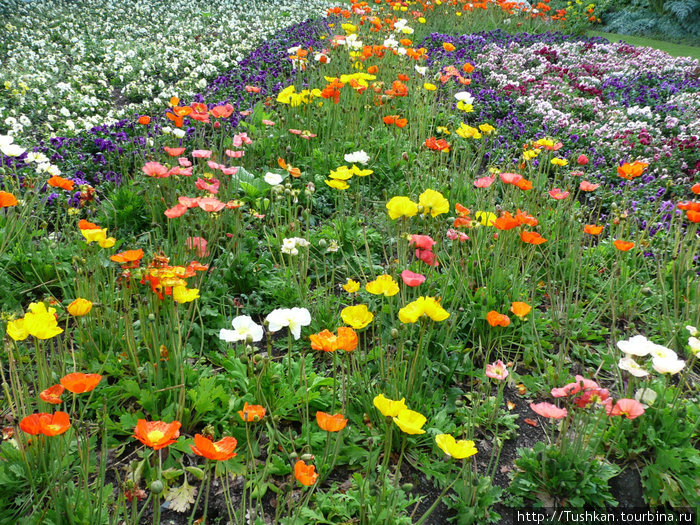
[
  {"xmin": 577, "ymin": 154, "xmax": 589, "ymax": 165},
  {"xmin": 409, "ymin": 234, "xmax": 436, "ymax": 250}
]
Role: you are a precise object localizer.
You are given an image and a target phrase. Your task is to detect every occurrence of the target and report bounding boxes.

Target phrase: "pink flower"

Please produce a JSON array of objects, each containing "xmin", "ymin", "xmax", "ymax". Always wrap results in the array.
[
  {"xmin": 167, "ymin": 166, "xmax": 193, "ymax": 177},
  {"xmin": 606, "ymin": 398, "xmax": 645, "ymax": 419},
  {"xmin": 221, "ymin": 166, "xmax": 239, "ymax": 176},
  {"xmin": 499, "ymin": 172, "xmax": 523, "ymax": 185},
  {"xmin": 142, "ymin": 162, "xmax": 169, "ymax": 178},
  {"xmin": 551, "ymin": 376, "xmax": 600, "ymax": 398},
  {"xmin": 262, "ymin": 119, "xmax": 275, "ymax": 126},
  {"xmin": 579, "ymin": 181, "xmax": 600, "ymax": 192},
  {"xmin": 530, "ymin": 402, "xmax": 568, "ymax": 419},
  {"xmin": 573, "ymin": 388, "xmax": 610, "ymax": 408},
  {"xmin": 207, "ymin": 161, "xmax": 225, "ymax": 171},
  {"xmin": 225, "ymin": 150, "xmax": 245, "ymax": 158},
  {"xmin": 409, "ymin": 234, "xmax": 436, "ymax": 251},
  {"xmin": 178, "ymin": 196, "xmax": 201, "ymax": 208},
  {"xmin": 570, "ymin": 170, "xmax": 584, "ymax": 177},
  {"xmin": 178, "ymin": 157, "xmax": 192, "ymax": 167},
  {"xmin": 164, "ymin": 204, "xmax": 188, "ymax": 218},
  {"xmin": 245, "ymin": 85, "xmax": 261, "ymax": 93},
  {"xmin": 232, "ymin": 133, "xmax": 252, "ymax": 147},
  {"xmin": 164, "ymin": 147, "xmax": 186, "ymax": 157},
  {"xmin": 186, "ymin": 237, "xmax": 209, "ymax": 257},
  {"xmin": 415, "ymin": 248, "xmax": 438, "ymax": 267},
  {"xmin": 446, "ymin": 228, "xmax": 469, "ymax": 242},
  {"xmin": 192, "ymin": 150, "xmax": 213, "ymax": 159},
  {"xmin": 401, "ymin": 270, "xmax": 426, "ymax": 287},
  {"xmin": 197, "ymin": 197, "xmax": 225, "ymax": 212},
  {"xmin": 239, "ymin": 110, "xmax": 252, "ymax": 117},
  {"xmin": 195, "ymin": 178, "xmax": 220, "ymax": 195},
  {"xmin": 548, "ymin": 188, "xmax": 570, "ymax": 200},
  {"xmin": 474, "ymin": 176, "xmax": 496, "ymax": 188},
  {"xmin": 485, "ymin": 360, "xmax": 509, "ymax": 381}
]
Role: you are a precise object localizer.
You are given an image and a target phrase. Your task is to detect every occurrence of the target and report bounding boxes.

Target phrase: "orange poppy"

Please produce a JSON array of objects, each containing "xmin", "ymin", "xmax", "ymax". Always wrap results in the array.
[
  {"xmin": 133, "ymin": 419, "xmax": 181, "ymax": 450},
  {"xmin": 584, "ymin": 224, "xmax": 603, "ymax": 235},
  {"xmin": 60, "ymin": 372, "xmax": 102, "ymax": 394},
  {"xmin": 210, "ymin": 104, "xmax": 234, "ymax": 118},
  {"xmin": 613, "ymin": 240, "xmax": 635, "ymax": 251},
  {"xmin": 336, "ymin": 327, "xmax": 358, "ymax": 351},
  {"xmin": 166, "ymin": 112, "xmax": 184, "ymax": 128},
  {"xmin": 110, "ymin": 249, "xmax": 145, "ymax": 268},
  {"xmin": 39, "ymin": 412, "xmax": 71, "ymax": 436},
  {"xmin": 190, "ymin": 434, "xmax": 237, "ymax": 461},
  {"xmin": 367, "ymin": 65, "xmax": 378, "ymax": 74},
  {"xmin": 515, "ymin": 209, "xmax": 538, "ymax": 226},
  {"xmin": 316, "ymin": 411, "xmax": 348, "ymax": 432},
  {"xmin": 78, "ymin": 219, "xmax": 100, "ymax": 230},
  {"xmin": 40, "ymin": 384, "xmax": 65, "ymax": 405},
  {"xmin": 510, "ymin": 302, "xmax": 531, "ymax": 319},
  {"xmin": 692, "ymin": 183, "xmax": 700, "ymax": 194},
  {"xmin": 294, "ymin": 460, "xmax": 318, "ymax": 486},
  {"xmin": 515, "ymin": 178, "xmax": 533, "ymax": 191},
  {"xmin": 19, "ymin": 413, "xmax": 46, "ymax": 435},
  {"xmin": 617, "ymin": 161, "xmax": 648, "ymax": 180},
  {"xmin": 137, "ymin": 115, "xmax": 151, "ymax": 125},
  {"xmin": 688, "ymin": 210, "xmax": 700, "ymax": 223},
  {"xmin": 238, "ymin": 402, "xmax": 266, "ymax": 422},
  {"xmin": 442, "ymin": 42, "xmax": 456, "ymax": 52},
  {"xmin": 520, "ymin": 231, "xmax": 547, "ymax": 245},
  {"xmin": 385, "ymin": 80, "xmax": 408, "ymax": 97},
  {"xmin": 0, "ymin": 191, "xmax": 18, "ymax": 208},
  {"xmin": 462, "ymin": 63, "xmax": 475, "ymax": 74},
  {"xmin": 164, "ymin": 146, "xmax": 186, "ymax": 156},
  {"xmin": 494, "ymin": 212, "xmax": 519, "ymax": 230},
  {"xmin": 486, "ymin": 311, "xmax": 510, "ymax": 327},
  {"xmin": 309, "ymin": 329, "xmax": 336, "ymax": 352},
  {"xmin": 47, "ymin": 176, "xmax": 75, "ymax": 191},
  {"xmin": 677, "ymin": 201, "xmax": 700, "ymax": 212},
  {"xmin": 397, "ymin": 73, "xmax": 410, "ymax": 81},
  {"xmin": 278, "ymin": 157, "xmax": 301, "ymax": 178}
]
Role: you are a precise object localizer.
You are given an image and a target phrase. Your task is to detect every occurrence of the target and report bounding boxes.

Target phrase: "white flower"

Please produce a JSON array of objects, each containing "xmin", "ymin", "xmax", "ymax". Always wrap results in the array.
[
  {"xmin": 172, "ymin": 128, "xmax": 186, "ymax": 139},
  {"xmin": 264, "ymin": 172, "xmax": 283, "ymax": 186},
  {"xmin": 0, "ymin": 135, "xmax": 13, "ymax": 148},
  {"xmin": 618, "ymin": 356, "xmax": 649, "ymax": 378},
  {"xmin": 344, "ymin": 150, "xmax": 369, "ymax": 165},
  {"xmin": 686, "ymin": 325, "xmax": 699, "ymax": 337},
  {"xmin": 648, "ymin": 344, "xmax": 678, "ymax": 361},
  {"xmin": 265, "ymin": 307, "xmax": 311, "ymax": 340},
  {"xmin": 688, "ymin": 336, "xmax": 700, "ymax": 357},
  {"xmin": 634, "ymin": 388, "xmax": 657, "ymax": 407},
  {"xmin": 652, "ymin": 357, "xmax": 685, "ymax": 374},
  {"xmin": 616, "ymin": 334, "xmax": 654, "ymax": 357},
  {"xmin": 219, "ymin": 315, "xmax": 264, "ymax": 343},
  {"xmin": 454, "ymin": 91, "xmax": 474, "ymax": 104},
  {"xmin": 0, "ymin": 143, "xmax": 25, "ymax": 157},
  {"xmin": 25, "ymin": 151, "xmax": 48, "ymax": 163},
  {"xmin": 414, "ymin": 65, "xmax": 428, "ymax": 76},
  {"xmin": 46, "ymin": 164, "xmax": 61, "ymax": 176},
  {"xmin": 281, "ymin": 238, "xmax": 298, "ymax": 256}
]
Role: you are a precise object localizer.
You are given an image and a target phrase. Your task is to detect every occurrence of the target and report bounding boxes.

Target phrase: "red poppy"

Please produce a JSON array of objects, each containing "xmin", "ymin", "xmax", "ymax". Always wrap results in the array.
[
  {"xmin": 316, "ymin": 411, "xmax": 348, "ymax": 432},
  {"xmin": 19, "ymin": 413, "xmax": 46, "ymax": 435},
  {"xmin": 577, "ymin": 154, "xmax": 589, "ymax": 165},
  {"xmin": 40, "ymin": 384, "xmax": 65, "ymax": 404},
  {"xmin": 60, "ymin": 372, "xmax": 102, "ymax": 394},
  {"xmin": 142, "ymin": 162, "xmax": 169, "ymax": 178},
  {"xmin": 409, "ymin": 234, "xmax": 436, "ymax": 250},
  {"xmin": 401, "ymin": 270, "xmax": 426, "ymax": 287},
  {"xmin": 515, "ymin": 209, "xmax": 538, "ymax": 226},
  {"xmin": 133, "ymin": 420, "xmax": 181, "ymax": 449},
  {"xmin": 294, "ymin": 460, "xmax": 318, "ymax": 486},
  {"xmin": 190, "ymin": 434, "xmax": 237, "ymax": 461}
]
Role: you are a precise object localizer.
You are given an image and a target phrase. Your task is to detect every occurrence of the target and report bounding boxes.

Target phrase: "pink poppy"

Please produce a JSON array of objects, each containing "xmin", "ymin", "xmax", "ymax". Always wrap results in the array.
[
  {"xmin": 551, "ymin": 375, "xmax": 599, "ymax": 398},
  {"xmin": 167, "ymin": 166, "xmax": 192, "ymax": 177},
  {"xmin": 190, "ymin": 111, "xmax": 210, "ymax": 124},
  {"xmin": 142, "ymin": 162, "xmax": 169, "ymax": 178},
  {"xmin": 164, "ymin": 146, "xmax": 186, "ymax": 157},
  {"xmin": 579, "ymin": 181, "xmax": 600, "ymax": 192},
  {"xmin": 245, "ymin": 85, "xmax": 261, "ymax": 93},
  {"xmin": 221, "ymin": 166, "xmax": 239, "ymax": 176},
  {"xmin": 192, "ymin": 150, "xmax": 213, "ymax": 159},
  {"xmin": 401, "ymin": 270, "xmax": 426, "ymax": 287},
  {"xmin": 225, "ymin": 150, "xmax": 245, "ymax": 158},
  {"xmin": 179, "ymin": 196, "xmax": 200, "ymax": 208},
  {"xmin": 409, "ymin": 234, "xmax": 436, "ymax": 251},
  {"xmin": 164, "ymin": 204, "xmax": 188, "ymax": 219},
  {"xmin": 474, "ymin": 176, "xmax": 496, "ymax": 188},
  {"xmin": 186, "ymin": 237, "xmax": 209, "ymax": 257},
  {"xmin": 207, "ymin": 161, "xmax": 225, "ymax": 171},
  {"xmin": 195, "ymin": 178, "xmax": 220, "ymax": 194},
  {"xmin": 446, "ymin": 228, "xmax": 469, "ymax": 242},
  {"xmin": 233, "ymin": 133, "xmax": 252, "ymax": 147},
  {"xmin": 485, "ymin": 360, "xmax": 509, "ymax": 381},
  {"xmin": 530, "ymin": 402, "xmax": 568, "ymax": 419},
  {"xmin": 178, "ymin": 157, "xmax": 192, "ymax": 167},
  {"xmin": 197, "ymin": 197, "xmax": 225, "ymax": 212},
  {"xmin": 606, "ymin": 398, "xmax": 645, "ymax": 419},
  {"xmin": 548, "ymin": 188, "xmax": 570, "ymax": 200},
  {"xmin": 210, "ymin": 104, "xmax": 234, "ymax": 118},
  {"xmin": 262, "ymin": 119, "xmax": 275, "ymax": 126},
  {"xmin": 570, "ymin": 170, "xmax": 584, "ymax": 177},
  {"xmin": 239, "ymin": 110, "xmax": 252, "ymax": 116},
  {"xmin": 573, "ymin": 388, "xmax": 610, "ymax": 408},
  {"xmin": 500, "ymin": 172, "xmax": 523, "ymax": 185},
  {"xmin": 415, "ymin": 248, "xmax": 439, "ymax": 267}
]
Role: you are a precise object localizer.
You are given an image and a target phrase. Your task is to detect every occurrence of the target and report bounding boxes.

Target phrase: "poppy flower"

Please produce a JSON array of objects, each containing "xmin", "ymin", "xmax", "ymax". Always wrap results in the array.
[
  {"xmin": 515, "ymin": 178, "xmax": 533, "ymax": 191},
  {"xmin": 551, "ymin": 376, "xmax": 600, "ymax": 398},
  {"xmin": 530, "ymin": 402, "xmax": 568, "ymax": 419},
  {"xmin": 190, "ymin": 434, "xmax": 237, "ymax": 461},
  {"xmin": 474, "ymin": 176, "xmax": 495, "ymax": 188},
  {"xmin": 197, "ymin": 198, "xmax": 226, "ymax": 212},
  {"xmin": 164, "ymin": 146, "xmax": 185, "ymax": 156},
  {"xmin": 514, "ymin": 209, "xmax": 538, "ymax": 227},
  {"xmin": 393, "ymin": 408, "xmax": 427, "ymax": 434},
  {"xmin": 343, "ymin": 279, "xmax": 360, "ymax": 293},
  {"xmin": 442, "ymin": 42, "xmax": 456, "ymax": 52},
  {"xmin": 435, "ymin": 434, "xmax": 477, "ymax": 459},
  {"xmin": 424, "ymin": 137, "xmax": 450, "ymax": 152},
  {"xmin": 192, "ymin": 150, "xmax": 213, "ymax": 159},
  {"xmin": 245, "ymin": 85, "xmax": 261, "ymax": 93},
  {"xmin": 617, "ymin": 161, "xmax": 648, "ymax": 180},
  {"xmin": 520, "ymin": 231, "xmax": 547, "ymax": 245},
  {"xmin": 294, "ymin": 460, "xmax": 318, "ymax": 486},
  {"xmin": 614, "ymin": 240, "xmax": 635, "ymax": 251},
  {"xmin": 494, "ymin": 212, "xmax": 519, "ymax": 230},
  {"xmin": 577, "ymin": 154, "xmax": 589, "ymax": 165},
  {"xmin": 691, "ymin": 183, "xmax": 700, "ymax": 194},
  {"xmin": 238, "ymin": 402, "xmax": 266, "ymax": 422},
  {"xmin": 485, "ymin": 360, "xmax": 509, "ymax": 381},
  {"xmin": 386, "ymin": 196, "xmax": 418, "ymax": 219},
  {"xmin": 584, "ymin": 224, "xmax": 603, "ymax": 235},
  {"xmin": 373, "ymin": 394, "xmax": 407, "ymax": 417},
  {"xmin": 40, "ymin": 384, "xmax": 65, "ymax": 404},
  {"xmin": 39, "ymin": 411, "xmax": 71, "ymax": 436},
  {"xmin": 210, "ymin": 104, "xmax": 234, "ymax": 118},
  {"xmin": 142, "ymin": 162, "xmax": 169, "ymax": 178},
  {"xmin": 278, "ymin": 157, "xmax": 301, "ymax": 178},
  {"xmin": 419, "ymin": 189, "xmax": 449, "ymax": 217},
  {"xmin": 486, "ymin": 311, "xmax": 510, "ymax": 327},
  {"xmin": 20, "ymin": 413, "xmax": 45, "ymax": 435},
  {"xmin": 47, "ymin": 176, "xmax": 75, "ymax": 191},
  {"xmin": 606, "ymin": 399, "xmax": 644, "ymax": 419},
  {"xmin": 573, "ymin": 388, "xmax": 610, "ymax": 408},
  {"xmin": 687, "ymin": 210, "xmax": 700, "ymax": 223},
  {"xmin": 195, "ymin": 177, "xmax": 220, "ymax": 194},
  {"xmin": 548, "ymin": 188, "xmax": 570, "ymax": 200},
  {"xmin": 0, "ymin": 191, "xmax": 18, "ymax": 208},
  {"xmin": 137, "ymin": 115, "xmax": 151, "ymax": 125},
  {"xmin": 409, "ymin": 234, "xmax": 436, "ymax": 251},
  {"xmin": 510, "ymin": 302, "xmax": 531, "ymax": 319},
  {"xmin": 134, "ymin": 420, "xmax": 181, "ymax": 449},
  {"xmin": 401, "ymin": 270, "xmax": 425, "ymax": 287},
  {"xmin": 60, "ymin": 372, "xmax": 102, "ymax": 394},
  {"xmin": 110, "ymin": 249, "xmax": 145, "ymax": 268},
  {"xmin": 398, "ymin": 296, "xmax": 449, "ymax": 323},
  {"xmin": 365, "ymin": 274, "xmax": 399, "ymax": 297},
  {"xmin": 341, "ymin": 305, "xmax": 374, "ymax": 329},
  {"xmin": 499, "ymin": 172, "xmax": 522, "ymax": 185},
  {"xmin": 316, "ymin": 411, "xmax": 348, "ymax": 432},
  {"xmin": 579, "ymin": 181, "xmax": 599, "ymax": 192}
]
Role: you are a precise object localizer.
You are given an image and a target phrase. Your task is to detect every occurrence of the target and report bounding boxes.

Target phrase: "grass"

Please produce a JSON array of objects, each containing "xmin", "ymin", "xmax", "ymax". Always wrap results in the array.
[{"xmin": 588, "ymin": 30, "xmax": 700, "ymax": 60}]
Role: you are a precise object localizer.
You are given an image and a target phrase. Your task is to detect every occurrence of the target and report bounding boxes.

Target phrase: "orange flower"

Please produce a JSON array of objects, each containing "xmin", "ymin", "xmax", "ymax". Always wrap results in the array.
[
  {"xmin": 310, "ymin": 327, "xmax": 358, "ymax": 352},
  {"xmin": 133, "ymin": 420, "xmax": 181, "ymax": 450},
  {"xmin": 515, "ymin": 178, "xmax": 533, "ymax": 191},
  {"xmin": 397, "ymin": 72, "xmax": 410, "ymax": 81},
  {"xmin": 110, "ymin": 248, "xmax": 145, "ymax": 268},
  {"xmin": 190, "ymin": 434, "xmax": 237, "ymax": 461},
  {"xmin": 40, "ymin": 384, "xmax": 65, "ymax": 405},
  {"xmin": 494, "ymin": 212, "xmax": 519, "ymax": 230},
  {"xmin": 617, "ymin": 161, "xmax": 648, "ymax": 180},
  {"xmin": 38, "ymin": 412, "xmax": 71, "ymax": 436},
  {"xmin": 238, "ymin": 402, "xmax": 266, "ymax": 422},
  {"xmin": 613, "ymin": 240, "xmax": 635, "ymax": 252},
  {"xmin": 584, "ymin": 224, "xmax": 603, "ymax": 235},
  {"xmin": 486, "ymin": 311, "xmax": 510, "ymax": 327},
  {"xmin": 278, "ymin": 157, "xmax": 301, "ymax": 178},
  {"xmin": 137, "ymin": 115, "xmax": 151, "ymax": 125},
  {"xmin": 367, "ymin": 65, "xmax": 378, "ymax": 74},
  {"xmin": 0, "ymin": 191, "xmax": 18, "ymax": 208},
  {"xmin": 462, "ymin": 62, "xmax": 475, "ymax": 74},
  {"xmin": 515, "ymin": 209, "xmax": 538, "ymax": 226},
  {"xmin": 20, "ymin": 413, "xmax": 46, "ymax": 435},
  {"xmin": 316, "ymin": 411, "xmax": 348, "ymax": 432},
  {"xmin": 78, "ymin": 219, "xmax": 100, "ymax": 230},
  {"xmin": 60, "ymin": 372, "xmax": 102, "ymax": 394},
  {"xmin": 336, "ymin": 327, "xmax": 358, "ymax": 351},
  {"xmin": 47, "ymin": 176, "xmax": 75, "ymax": 191},
  {"xmin": 520, "ymin": 231, "xmax": 547, "ymax": 245},
  {"xmin": 692, "ymin": 183, "xmax": 700, "ymax": 195},
  {"xmin": 510, "ymin": 302, "xmax": 531, "ymax": 319},
  {"xmin": 688, "ymin": 210, "xmax": 700, "ymax": 223},
  {"xmin": 294, "ymin": 460, "xmax": 318, "ymax": 486},
  {"xmin": 442, "ymin": 42, "xmax": 456, "ymax": 52}
]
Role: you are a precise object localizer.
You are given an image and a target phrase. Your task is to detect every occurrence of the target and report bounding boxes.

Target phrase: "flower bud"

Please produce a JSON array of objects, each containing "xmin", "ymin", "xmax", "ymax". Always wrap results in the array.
[{"xmin": 150, "ymin": 480, "xmax": 164, "ymax": 494}]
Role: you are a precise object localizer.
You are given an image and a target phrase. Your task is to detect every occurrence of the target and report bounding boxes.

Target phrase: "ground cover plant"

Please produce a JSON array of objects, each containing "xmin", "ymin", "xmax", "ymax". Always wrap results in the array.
[{"xmin": 0, "ymin": 0, "xmax": 699, "ymax": 523}]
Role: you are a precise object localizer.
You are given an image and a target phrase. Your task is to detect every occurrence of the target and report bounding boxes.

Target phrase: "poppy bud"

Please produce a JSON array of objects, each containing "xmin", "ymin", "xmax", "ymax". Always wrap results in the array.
[
  {"xmin": 289, "ymin": 451, "xmax": 298, "ymax": 460},
  {"xmin": 641, "ymin": 287, "xmax": 653, "ymax": 296},
  {"xmin": 214, "ymin": 121, "xmax": 220, "ymax": 129},
  {"xmin": 301, "ymin": 453, "xmax": 314, "ymax": 462},
  {"xmin": 402, "ymin": 483, "xmax": 414, "ymax": 491},
  {"xmin": 147, "ymin": 313, "xmax": 156, "ymax": 321},
  {"xmin": 150, "ymin": 480, "xmax": 164, "ymax": 494},
  {"xmin": 391, "ymin": 328, "xmax": 399, "ymax": 338},
  {"xmin": 286, "ymin": 146, "xmax": 292, "ymax": 154},
  {"xmin": 318, "ymin": 239, "xmax": 327, "ymax": 248},
  {"xmin": 455, "ymin": 399, "xmax": 464, "ymax": 407}
]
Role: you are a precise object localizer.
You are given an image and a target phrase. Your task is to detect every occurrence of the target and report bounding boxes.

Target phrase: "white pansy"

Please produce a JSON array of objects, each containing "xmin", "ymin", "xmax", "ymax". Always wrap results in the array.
[
  {"xmin": 264, "ymin": 172, "xmax": 283, "ymax": 186},
  {"xmin": 344, "ymin": 150, "xmax": 369, "ymax": 165},
  {"xmin": 618, "ymin": 356, "xmax": 649, "ymax": 378},
  {"xmin": 219, "ymin": 315, "xmax": 264, "ymax": 343},
  {"xmin": 265, "ymin": 307, "xmax": 311, "ymax": 340}
]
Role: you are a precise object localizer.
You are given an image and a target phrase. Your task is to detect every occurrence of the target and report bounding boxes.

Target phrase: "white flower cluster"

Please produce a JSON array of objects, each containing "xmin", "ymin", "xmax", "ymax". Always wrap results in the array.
[
  {"xmin": 0, "ymin": 0, "xmax": 335, "ymax": 141},
  {"xmin": 281, "ymin": 237, "xmax": 310, "ymax": 256}
]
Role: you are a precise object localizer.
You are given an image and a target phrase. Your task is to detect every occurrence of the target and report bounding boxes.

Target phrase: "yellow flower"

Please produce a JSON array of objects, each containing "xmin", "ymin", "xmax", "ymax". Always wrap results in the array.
[
  {"xmin": 418, "ymin": 17, "xmax": 426, "ymax": 23},
  {"xmin": 373, "ymin": 394, "xmax": 407, "ymax": 417},
  {"xmin": 534, "ymin": 138, "xmax": 556, "ymax": 149},
  {"xmin": 386, "ymin": 196, "xmax": 418, "ymax": 220},
  {"xmin": 398, "ymin": 296, "xmax": 449, "ymax": 323},
  {"xmin": 551, "ymin": 158, "xmax": 568, "ymax": 167},
  {"xmin": 81, "ymin": 228, "xmax": 108, "ymax": 244},
  {"xmin": 329, "ymin": 166, "xmax": 353, "ymax": 180},
  {"xmin": 423, "ymin": 83, "xmax": 437, "ymax": 91},
  {"xmin": 456, "ymin": 123, "xmax": 481, "ymax": 139},
  {"xmin": 173, "ymin": 285, "xmax": 200, "ymax": 303},
  {"xmin": 475, "ymin": 211, "xmax": 496, "ymax": 226},
  {"xmin": 365, "ymin": 274, "xmax": 399, "ymax": 297},
  {"xmin": 325, "ymin": 179, "xmax": 350, "ymax": 190},
  {"xmin": 67, "ymin": 298, "xmax": 93, "ymax": 316},
  {"xmin": 435, "ymin": 434, "xmax": 477, "ymax": 459},
  {"xmin": 351, "ymin": 165, "xmax": 373, "ymax": 177},
  {"xmin": 456, "ymin": 100, "xmax": 473, "ymax": 113},
  {"xmin": 342, "ymin": 278, "xmax": 360, "ymax": 293},
  {"xmin": 419, "ymin": 189, "xmax": 449, "ymax": 217},
  {"xmin": 393, "ymin": 408, "xmax": 427, "ymax": 435},
  {"xmin": 436, "ymin": 126, "xmax": 451, "ymax": 135},
  {"xmin": 341, "ymin": 23, "xmax": 357, "ymax": 34},
  {"xmin": 6, "ymin": 318, "xmax": 29, "ymax": 341},
  {"xmin": 98, "ymin": 236, "xmax": 116, "ymax": 248},
  {"xmin": 276, "ymin": 85, "xmax": 297, "ymax": 105},
  {"xmin": 478, "ymin": 123, "xmax": 495, "ymax": 135},
  {"xmin": 23, "ymin": 302, "xmax": 63, "ymax": 340},
  {"xmin": 523, "ymin": 149, "xmax": 540, "ymax": 160},
  {"xmin": 341, "ymin": 305, "xmax": 374, "ymax": 329}
]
